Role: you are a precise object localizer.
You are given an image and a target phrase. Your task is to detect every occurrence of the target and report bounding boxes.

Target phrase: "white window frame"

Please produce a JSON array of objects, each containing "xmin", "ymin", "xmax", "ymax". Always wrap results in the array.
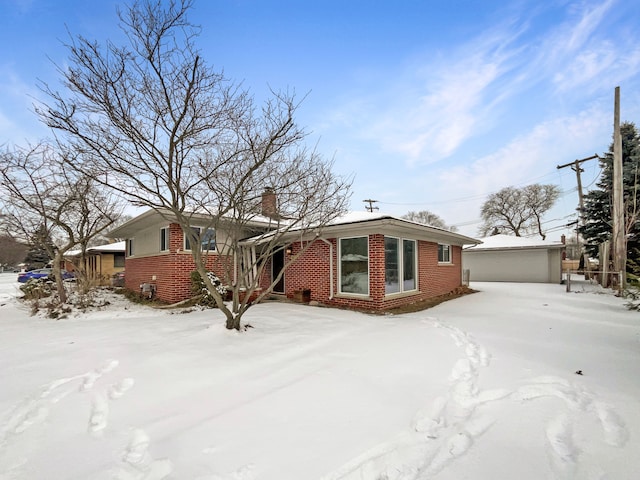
[
  {"xmin": 184, "ymin": 226, "xmax": 216, "ymax": 252},
  {"xmin": 126, "ymin": 238, "xmax": 134, "ymax": 257},
  {"xmin": 183, "ymin": 227, "xmax": 200, "ymax": 251},
  {"xmin": 438, "ymin": 244, "xmax": 451, "ymax": 263},
  {"xmin": 338, "ymin": 236, "xmax": 369, "ymax": 296},
  {"xmin": 402, "ymin": 238, "xmax": 417, "ymax": 292},
  {"xmin": 385, "ymin": 236, "xmax": 417, "ymax": 295},
  {"xmin": 160, "ymin": 227, "xmax": 169, "ymax": 251}
]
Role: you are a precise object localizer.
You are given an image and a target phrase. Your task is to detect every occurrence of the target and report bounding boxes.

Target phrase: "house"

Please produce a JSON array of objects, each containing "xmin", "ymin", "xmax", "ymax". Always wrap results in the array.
[
  {"xmin": 462, "ymin": 234, "xmax": 565, "ymax": 283},
  {"xmin": 108, "ymin": 202, "xmax": 481, "ymax": 311},
  {"xmin": 64, "ymin": 241, "xmax": 126, "ymax": 285},
  {"xmin": 256, "ymin": 212, "xmax": 480, "ymax": 311}
]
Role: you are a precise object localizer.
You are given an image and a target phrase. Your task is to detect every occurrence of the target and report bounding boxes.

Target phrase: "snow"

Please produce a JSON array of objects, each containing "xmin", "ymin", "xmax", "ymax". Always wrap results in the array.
[
  {"xmin": 0, "ymin": 273, "xmax": 639, "ymax": 479},
  {"xmin": 464, "ymin": 234, "xmax": 564, "ymax": 250},
  {"xmin": 66, "ymin": 241, "xmax": 126, "ymax": 257}
]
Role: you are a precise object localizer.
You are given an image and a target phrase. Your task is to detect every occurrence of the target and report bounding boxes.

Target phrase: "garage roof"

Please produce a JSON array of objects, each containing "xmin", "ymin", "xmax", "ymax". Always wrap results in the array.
[{"xmin": 464, "ymin": 234, "xmax": 564, "ymax": 251}]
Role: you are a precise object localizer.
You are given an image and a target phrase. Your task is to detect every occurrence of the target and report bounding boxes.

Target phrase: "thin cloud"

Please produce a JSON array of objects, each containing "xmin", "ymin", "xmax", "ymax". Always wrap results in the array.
[
  {"xmin": 0, "ymin": 65, "xmax": 49, "ymax": 144},
  {"xmin": 323, "ymin": 0, "xmax": 634, "ymax": 173},
  {"xmin": 418, "ymin": 106, "xmax": 610, "ymax": 233},
  {"xmin": 363, "ymin": 24, "xmax": 526, "ymax": 165}
]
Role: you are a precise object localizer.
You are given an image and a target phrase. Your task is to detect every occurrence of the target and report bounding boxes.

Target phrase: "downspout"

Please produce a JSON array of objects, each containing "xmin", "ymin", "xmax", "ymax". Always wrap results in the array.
[{"xmin": 317, "ymin": 237, "xmax": 334, "ymax": 300}]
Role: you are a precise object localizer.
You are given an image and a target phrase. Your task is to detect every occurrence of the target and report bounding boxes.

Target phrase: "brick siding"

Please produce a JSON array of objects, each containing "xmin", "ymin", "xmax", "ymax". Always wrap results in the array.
[
  {"xmin": 280, "ymin": 235, "xmax": 462, "ymax": 311},
  {"xmin": 126, "ymin": 225, "xmax": 463, "ymax": 310},
  {"xmin": 124, "ymin": 223, "xmax": 230, "ymax": 304}
]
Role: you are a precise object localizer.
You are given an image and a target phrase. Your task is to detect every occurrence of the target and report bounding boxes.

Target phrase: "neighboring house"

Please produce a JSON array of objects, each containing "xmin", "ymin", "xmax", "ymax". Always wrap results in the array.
[
  {"xmin": 462, "ymin": 234, "xmax": 565, "ymax": 284},
  {"xmin": 108, "ymin": 201, "xmax": 480, "ymax": 311},
  {"xmin": 65, "ymin": 241, "xmax": 126, "ymax": 285}
]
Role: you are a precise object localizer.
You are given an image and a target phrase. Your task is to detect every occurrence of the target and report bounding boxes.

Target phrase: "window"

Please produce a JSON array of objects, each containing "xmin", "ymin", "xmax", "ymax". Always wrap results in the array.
[
  {"xmin": 126, "ymin": 239, "xmax": 134, "ymax": 256},
  {"xmin": 201, "ymin": 228, "xmax": 216, "ymax": 251},
  {"xmin": 184, "ymin": 227, "xmax": 216, "ymax": 251},
  {"xmin": 403, "ymin": 239, "xmax": 416, "ymax": 290},
  {"xmin": 184, "ymin": 227, "xmax": 200, "ymax": 251},
  {"xmin": 438, "ymin": 244, "xmax": 451, "ymax": 263},
  {"xmin": 385, "ymin": 237, "xmax": 416, "ymax": 294},
  {"xmin": 340, "ymin": 236, "xmax": 369, "ymax": 295},
  {"xmin": 385, "ymin": 237, "xmax": 400, "ymax": 294},
  {"xmin": 160, "ymin": 227, "xmax": 169, "ymax": 251},
  {"xmin": 114, "ymin": 253, "xmax": 125, "ymax": 267}
]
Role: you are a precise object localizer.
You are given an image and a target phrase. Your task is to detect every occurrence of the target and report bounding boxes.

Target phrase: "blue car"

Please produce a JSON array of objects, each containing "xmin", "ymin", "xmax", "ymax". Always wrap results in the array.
[{"xmin": 17, "ymin": 268, "xmax": 74, "ymax": 283}]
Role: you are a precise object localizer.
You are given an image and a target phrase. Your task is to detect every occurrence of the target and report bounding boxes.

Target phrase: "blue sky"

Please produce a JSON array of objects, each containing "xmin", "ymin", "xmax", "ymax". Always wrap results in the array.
[{"xmin": 2, "ymin": 0, "xmax": 640, "ymax": 239}]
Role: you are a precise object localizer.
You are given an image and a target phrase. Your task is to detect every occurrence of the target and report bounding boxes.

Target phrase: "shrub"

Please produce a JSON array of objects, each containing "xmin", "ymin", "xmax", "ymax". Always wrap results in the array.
[
  {"xmin": 20, "ymin": 278, "xmax": 53, "ymax": 301},
  {"xmin": 190, "ymin": 271, "xmax": 227, "ymax": 307}
]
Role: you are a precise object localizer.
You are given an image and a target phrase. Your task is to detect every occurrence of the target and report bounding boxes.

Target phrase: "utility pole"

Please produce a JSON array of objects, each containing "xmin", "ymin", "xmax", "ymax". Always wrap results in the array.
[
  {"xmin": 613, "ymin": 86, "xmax": 626, "ymax": 289},
  {"xmin": 557, "ymin": 154, "xmax": 598, "ymax": 274},
  {"xmin": 363, "ymin": 199, "xmax": 379, "ymax": 212}
]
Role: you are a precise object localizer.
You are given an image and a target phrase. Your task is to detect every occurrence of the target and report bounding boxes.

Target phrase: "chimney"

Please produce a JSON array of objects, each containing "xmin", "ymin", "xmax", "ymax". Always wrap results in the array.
[
  {"xmin": 561, "ymin": 234, "xmax": 566, "ymax": 244},
  {"xmin": 261, "ymin": 187, "xmax": 278, "ymax": 218}
]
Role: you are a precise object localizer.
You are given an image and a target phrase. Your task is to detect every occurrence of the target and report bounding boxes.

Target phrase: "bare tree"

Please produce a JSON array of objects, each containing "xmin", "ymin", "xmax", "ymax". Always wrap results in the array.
[
  {"xmin": 479, "ymin": 184, "xmax": 560, "ymax": 239},
  {"xmin": 402, "ymin": 210, "xmax": 458, "ymax": 232},
  {"xmin": 38, "ymin": 0, "xmax": 351, "ymax": 329},
  {"xmin": 0, "ymin": 143, "xmax": 123, "ymax": 303}
]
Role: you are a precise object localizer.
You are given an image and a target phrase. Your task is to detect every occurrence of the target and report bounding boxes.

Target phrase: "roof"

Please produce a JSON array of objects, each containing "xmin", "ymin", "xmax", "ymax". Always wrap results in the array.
[
  {"xmin": 65, "ymin": 241, "xmax": 126, "ymax": 257},
  {"xmin": 463, "ymin": 234, "xmax": 565, "ymax": 252},
  {"xmin": 243, "ymin": 211, "xmax": 481, "ymax": 246},
  {"xmin": 107, "ymin": 208, "xmax": 276, "ymax": 238}
]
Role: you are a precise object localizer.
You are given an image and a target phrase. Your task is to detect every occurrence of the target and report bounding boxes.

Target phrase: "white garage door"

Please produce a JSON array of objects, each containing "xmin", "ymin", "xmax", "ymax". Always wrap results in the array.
[{"xmin": 463, "ymin": 249, "xmax": 550, "ymax": 282}]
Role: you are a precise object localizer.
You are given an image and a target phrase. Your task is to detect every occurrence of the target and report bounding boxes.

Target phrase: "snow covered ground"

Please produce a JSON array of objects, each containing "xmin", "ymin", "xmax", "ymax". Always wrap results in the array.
[{"xmin": 0, "ymin": 273, "xmax": 638, "ymax": 480}]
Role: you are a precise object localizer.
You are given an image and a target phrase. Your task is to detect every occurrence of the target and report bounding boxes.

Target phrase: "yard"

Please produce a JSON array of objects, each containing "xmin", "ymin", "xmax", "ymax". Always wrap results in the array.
[{"xmin": 0, "ymin": 274, "xmax": 638, "ymax": 479}]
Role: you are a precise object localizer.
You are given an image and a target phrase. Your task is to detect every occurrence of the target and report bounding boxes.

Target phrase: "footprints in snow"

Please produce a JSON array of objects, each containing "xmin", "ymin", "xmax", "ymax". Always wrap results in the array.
[
  {"xmin": 0, "ymin": 359, "xmax": 133, "ymax": 442},
  {"xmin": 114, "ymin": 428, "xmax": 173, "ymax": 480},
  {"xmin": 89, "ymin": 376, "xmax": 136, "ymax": 434},
  {"xmin": 323, "ymin": 319, "xmax": 630, "ymax": 480},
  {"xmin": 0, "ymin": 359, "xmax": 172, "ymax": 479}
]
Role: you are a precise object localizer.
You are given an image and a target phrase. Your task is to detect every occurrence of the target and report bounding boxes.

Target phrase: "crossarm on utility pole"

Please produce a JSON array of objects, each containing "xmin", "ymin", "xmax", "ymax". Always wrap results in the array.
[{"xmin": 557, "ymin": 154, "xmax": 599, "ymax": 276}]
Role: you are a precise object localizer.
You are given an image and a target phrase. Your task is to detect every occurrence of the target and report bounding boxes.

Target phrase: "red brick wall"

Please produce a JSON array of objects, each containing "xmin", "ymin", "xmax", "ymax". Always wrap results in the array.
[
  {"xmin": 124, "ymin": 223, "xmax": 230, "ymax": 304},
  {"xmin": 281, "ymin": 235, "xmax": 463, "ymax": 311},
  {"xmin": 124, "ymin": 253, "xmax": 229, "ymax": 303},
  {"xmin": 125, "ymin": 225, "xmax": 463, "ymax": 309}
]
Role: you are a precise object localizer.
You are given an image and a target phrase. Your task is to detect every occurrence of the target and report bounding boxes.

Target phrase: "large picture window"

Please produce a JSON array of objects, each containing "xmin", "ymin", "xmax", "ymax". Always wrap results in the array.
[
  {"xmin": 438, "ymin": 244, "xmax": 451, "ymax": 263},
  {"xmin": 385, "ymin": 237, "xmax": 416, "ymax": 294},
  {"xmin": 340, "ymin": 236, "xmax": 369, "ymax": 295}
]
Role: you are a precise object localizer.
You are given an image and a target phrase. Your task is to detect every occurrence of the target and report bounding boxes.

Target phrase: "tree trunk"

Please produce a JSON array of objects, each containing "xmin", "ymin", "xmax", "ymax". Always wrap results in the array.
[
  {"xmin": 191, "ymin": 257, "xmax": 244, "ymax": 330},
  {"xmin": 52, "ymin": 253, "xmax": 67, "ymax": 304}
]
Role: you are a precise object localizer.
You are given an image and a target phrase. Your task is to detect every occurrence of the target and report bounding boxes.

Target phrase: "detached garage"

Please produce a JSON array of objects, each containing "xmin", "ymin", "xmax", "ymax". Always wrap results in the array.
[{"xmin": 462, "ymin": 234, "xmax": 565, "ymax": 283}]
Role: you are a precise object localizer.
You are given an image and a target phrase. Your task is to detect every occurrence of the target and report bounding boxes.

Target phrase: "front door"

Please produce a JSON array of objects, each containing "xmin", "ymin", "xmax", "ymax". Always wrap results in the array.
[{"xmin": 272, "ymin": 247, "xmax": 285, "ymax": 293}]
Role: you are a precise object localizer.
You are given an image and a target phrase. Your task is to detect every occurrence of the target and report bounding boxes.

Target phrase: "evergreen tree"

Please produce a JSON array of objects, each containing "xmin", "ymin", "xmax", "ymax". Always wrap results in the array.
[
  {"xmin": 23, "ymin": 224, "xmax": 55, "ymax": 268},
  {"xmin": 579, "ymin": 122, "xmax": 640, "ymax": 273}
]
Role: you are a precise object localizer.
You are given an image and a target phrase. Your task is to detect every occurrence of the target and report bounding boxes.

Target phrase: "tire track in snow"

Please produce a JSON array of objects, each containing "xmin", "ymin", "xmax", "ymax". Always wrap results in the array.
[{"xmin": 321, "ymin": 319, "xmax": 630, "ymax": 480}]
